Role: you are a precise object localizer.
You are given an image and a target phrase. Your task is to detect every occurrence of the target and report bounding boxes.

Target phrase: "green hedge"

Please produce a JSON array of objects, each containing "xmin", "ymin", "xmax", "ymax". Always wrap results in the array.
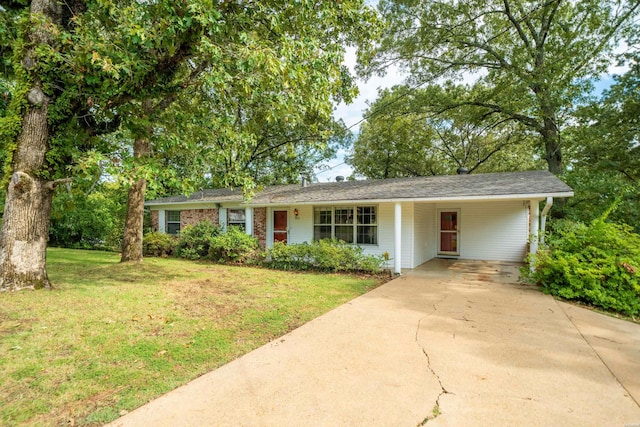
[
  {"xmin": 142, "ymin": 232, "xmax": 177, "ymax": 257},
  {"xmin": 265, "ymin": 239, "xmax": 384, "ymax": 273},
  {"xmin": 208, "ymin": 226, "xmax": 260, "ymax": 264},
  {"xmin": 175, "ymin": 221, "xmax": 222, "ymax": 260},
  {"xmin": 532, "ymin": 216, "xmax": 640, "ymax": 317}
]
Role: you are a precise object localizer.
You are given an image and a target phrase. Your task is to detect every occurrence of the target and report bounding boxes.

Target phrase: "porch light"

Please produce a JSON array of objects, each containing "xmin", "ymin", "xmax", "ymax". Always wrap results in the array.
[{"xmin": 293, "ymin": 208, "xmax": 299, "ymax": 218}]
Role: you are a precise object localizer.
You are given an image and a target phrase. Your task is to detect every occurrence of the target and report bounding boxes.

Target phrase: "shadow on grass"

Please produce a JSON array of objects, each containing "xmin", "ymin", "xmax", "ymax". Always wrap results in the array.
[{"xmin": 46, "ymin": 248, "xmax": 210, "ymax": 289}]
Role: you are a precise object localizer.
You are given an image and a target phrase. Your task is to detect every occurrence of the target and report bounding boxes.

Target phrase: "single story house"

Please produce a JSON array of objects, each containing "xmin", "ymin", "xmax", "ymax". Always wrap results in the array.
[{"xmin": 145, "ymin": 170, "xmax": 573, "ymax": 273}]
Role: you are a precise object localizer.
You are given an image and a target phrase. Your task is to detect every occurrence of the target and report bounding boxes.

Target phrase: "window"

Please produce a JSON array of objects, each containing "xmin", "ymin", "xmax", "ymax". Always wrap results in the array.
[
  {"xmin": 166, "ymin": 210, "xmax": 181, "ymax": 235},
  {"xmin": 313, "ymin": 206, "xmax": 377, "ymax": 245},
  {"xmin": 313, "ymin": 207, "xmax": 332, "ymax": 241},
  {"xmin": 334, "ymin": 207, "xmax": 354, "ymax": 243},
  {"xmin": 357, "ymin": 206, "xmax": 377, "ymax": 245},
  {"xmin": 228, "ymin": 208, "xmax": 246, "ymax": 229}
]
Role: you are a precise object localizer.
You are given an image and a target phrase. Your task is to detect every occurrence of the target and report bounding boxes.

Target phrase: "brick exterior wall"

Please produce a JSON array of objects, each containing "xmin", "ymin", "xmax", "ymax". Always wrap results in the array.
[
  {"xmin": 180, "ymin": 209, "xmax": 219, "ymax": 229},
  {"xmin": 253, "ymin": 207, "xmax": 267, "ymax": 249},
  {"xmin": 150, "ymin": 210, "xmax": 159, "ymax": 231}
]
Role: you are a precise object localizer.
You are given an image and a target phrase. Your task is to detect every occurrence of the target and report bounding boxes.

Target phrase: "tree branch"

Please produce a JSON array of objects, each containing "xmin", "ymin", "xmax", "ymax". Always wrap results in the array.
[{"xmin": 502, "ymin": 0, "xmax": 532, "ymax": 49}]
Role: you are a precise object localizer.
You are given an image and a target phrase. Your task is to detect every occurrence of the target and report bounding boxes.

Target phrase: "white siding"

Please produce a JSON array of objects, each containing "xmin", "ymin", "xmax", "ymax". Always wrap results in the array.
[
  {"xmin": 360, "ymin": 203, "xmax": 395, "ymax": 263},
  {"xmin": 435, "ymin": 201, "xmax": 529, "ymax": 262},
  {"xmin": 289, "ymin": 206, "xmax": 312, "ymax": 244},
  {"xmin": 413, "ymin": 203, "xmax": 436, "ymax": 267}
]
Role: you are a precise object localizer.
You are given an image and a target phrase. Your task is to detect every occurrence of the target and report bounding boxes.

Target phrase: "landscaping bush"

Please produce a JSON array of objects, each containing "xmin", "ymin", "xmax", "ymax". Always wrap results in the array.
[
  {"xmin": 50, "ymin": 184, "xmax": 126, "ymax": 251},
  {"xmin": 265, "ymin": 239, "xmax": 384, "ymax": 273},
  {"xmin": 142, "ymin": 232, "xmax": 177, "ymax": 257},
  {"xmin": 532, "ymin": 214, "xmax": 640, "ymax": 317},
  {"xmin": 175, "ymin": 221, "xmax": 221, "ymax": 260},
  {"xmin": 208, "ymin": 226, "xmax": 260, "ymax": 263}
]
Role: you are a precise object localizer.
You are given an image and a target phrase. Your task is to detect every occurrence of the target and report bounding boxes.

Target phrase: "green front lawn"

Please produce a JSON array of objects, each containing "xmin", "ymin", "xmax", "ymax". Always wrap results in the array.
[{"xmin": 0, "ymin": 248, "xmax": 384, "ymax": 426}]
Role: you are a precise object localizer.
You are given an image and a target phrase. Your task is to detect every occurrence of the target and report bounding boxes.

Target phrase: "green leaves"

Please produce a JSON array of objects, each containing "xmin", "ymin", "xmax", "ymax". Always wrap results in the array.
[
  {"xmin": 265, "ymin": 239, "xmax": 384, "ymax": 273},
  {"xmin": 533, "ymin": 214, "xmax": 640, "ymax": 317},
  {"xmin": 349, "ymin": 84, "xmax": 543, "ymax": 178},
  {"xmin": 561, "ymin": 52, "xmax": 640, "ymax": 230},
  {"xmin": 364, "ymin": 0, "xmax": 640, "ymax": 174}
]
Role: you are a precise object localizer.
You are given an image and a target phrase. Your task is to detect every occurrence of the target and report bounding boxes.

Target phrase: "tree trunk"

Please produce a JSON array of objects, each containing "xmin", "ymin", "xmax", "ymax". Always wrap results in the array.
[
  {"xmin": 0, "ymin": 169, "xmax": 55, "ymax": 291},
  {"xmin": 538, "ymin": 104, "xmax": 566, "ymax": 211},
  {"xmin": 541, "ymin": 115, "xmax": 563, "ymax": 176},
  {"xmin": 533, "ymin": 82, "xmax": 563, "ymax": 176},
  {"xmin": 0, "ymin": 0, "xmax": 63, "ymax": 291},
  {"xmin": 0, "ymin": 95, "xmax": 55, "ymax": 290},
  {"xmin": 120, "ymin": 103, "xmax": 153, "ymax": 263},
  {"xmin": 120, "ymin": 174, "xmax": 148, "ymax": 262}
]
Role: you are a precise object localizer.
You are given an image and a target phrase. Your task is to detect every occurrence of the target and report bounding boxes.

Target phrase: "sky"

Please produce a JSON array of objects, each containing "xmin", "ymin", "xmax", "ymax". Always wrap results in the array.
[{"xmin": 315, "ymin": 48, "xmax": 406, "ymax": 182}]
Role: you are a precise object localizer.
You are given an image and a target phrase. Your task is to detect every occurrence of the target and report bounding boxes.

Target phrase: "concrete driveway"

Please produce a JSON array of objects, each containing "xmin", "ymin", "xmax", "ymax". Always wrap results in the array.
[{"xmin": 108, "ymin": 259, "xmax": 640, "ymax": 427}]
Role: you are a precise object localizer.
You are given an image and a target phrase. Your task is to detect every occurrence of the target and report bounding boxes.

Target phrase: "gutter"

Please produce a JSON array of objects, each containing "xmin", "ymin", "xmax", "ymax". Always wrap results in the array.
[{"xmin": 539, "ymin": 197, "xmax": 553, "ymax": 244}]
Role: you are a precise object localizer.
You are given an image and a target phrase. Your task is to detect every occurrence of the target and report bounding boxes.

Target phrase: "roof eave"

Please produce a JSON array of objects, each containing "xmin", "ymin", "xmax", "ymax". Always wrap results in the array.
[
  {"xmin": 146, "ymin": 191, "xmax": 574, "ymax": 208},
  {"xmin": 249, "ymin": 192, "xmax": 574, "ymax": 206}
]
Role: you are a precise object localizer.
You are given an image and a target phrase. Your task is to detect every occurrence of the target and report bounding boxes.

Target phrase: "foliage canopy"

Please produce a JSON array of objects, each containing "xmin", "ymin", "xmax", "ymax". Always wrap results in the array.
[{"xmin": 360, "ymin": 0, "xmax": 640, "ymax": 174}]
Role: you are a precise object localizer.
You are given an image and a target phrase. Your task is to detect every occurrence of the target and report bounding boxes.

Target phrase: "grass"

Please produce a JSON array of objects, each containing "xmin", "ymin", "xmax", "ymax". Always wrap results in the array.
[{"xmin": 0, "ymin": 248, "xmax": 385, "ymax": 426}]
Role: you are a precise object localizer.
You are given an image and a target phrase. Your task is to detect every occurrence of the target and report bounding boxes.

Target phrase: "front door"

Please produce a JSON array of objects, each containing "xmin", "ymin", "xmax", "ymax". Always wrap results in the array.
[
  {"xmin": 273, "ymin": 210, "xmax": 288, "ymax": 244},
  {"xmin": 439, "ymin": 210, "xmax": 459, "ymax": 255}
]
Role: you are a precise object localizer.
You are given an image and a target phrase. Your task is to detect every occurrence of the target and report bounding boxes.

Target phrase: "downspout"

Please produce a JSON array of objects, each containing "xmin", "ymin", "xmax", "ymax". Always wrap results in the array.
[
  {"xmin": 540, "ymin": 197, "xmax": 553, "ymax": 245},
  {"xmin": 529, "ymin": 201, "xmax": 540, "ymax": 273}
]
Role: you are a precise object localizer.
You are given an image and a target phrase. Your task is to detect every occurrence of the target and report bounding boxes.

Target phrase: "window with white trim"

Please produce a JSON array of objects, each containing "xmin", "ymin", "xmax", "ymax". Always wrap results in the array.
[
  {"xmin": 228, "ymin": 208, "xmax": 246, "ymax": 229},
  {"xmin": 166, "ymin": 210, "xmax": 181, "ymax": 235},
  {"xmin": 313, "ymin": 206, "xmax": 377, "ymax": 245}
]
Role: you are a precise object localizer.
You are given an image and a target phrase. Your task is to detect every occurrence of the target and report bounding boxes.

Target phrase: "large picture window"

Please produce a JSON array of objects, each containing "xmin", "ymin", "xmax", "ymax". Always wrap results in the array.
[
  {"xmin": 228, "ymin": 208, "xmax": 246, "ymax": 229},
  {"xmin": 313, "ymin": 206, "xmax": 377, "ymax": 245},
  {"xmin": 166, "ymin": 210, "xmax": 181, "ymax": 235}
]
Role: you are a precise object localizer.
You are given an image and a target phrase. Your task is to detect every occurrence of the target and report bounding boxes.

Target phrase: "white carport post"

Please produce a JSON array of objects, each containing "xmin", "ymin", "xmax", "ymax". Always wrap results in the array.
[
  {"xmin": 529, "ymin": 200, "xmax": 540, "ymax": 272},
  {"xmin": 394, "ymin": 202, "xmax": 402, "ymax": 275}
]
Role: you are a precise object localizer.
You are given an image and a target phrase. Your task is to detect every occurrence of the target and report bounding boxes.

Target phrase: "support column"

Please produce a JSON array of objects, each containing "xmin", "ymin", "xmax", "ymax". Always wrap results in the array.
[
  {"xmin": 394, "ymin": 202, "xmax": 402, "ymax": 274},
  {"xmin": 219, "ymin": 208, "xmax": 227, "ymax": 232},
  {"xmin": 529, "ymin": 200, "xmax": 540, "ymax": 271},
  {"xmin": 245, "ymin": 207, "xmax": 253, "ymax": 236},
  {"xmin": 158, "ymin": 210, "xmax": 166, "ymax": 233}
]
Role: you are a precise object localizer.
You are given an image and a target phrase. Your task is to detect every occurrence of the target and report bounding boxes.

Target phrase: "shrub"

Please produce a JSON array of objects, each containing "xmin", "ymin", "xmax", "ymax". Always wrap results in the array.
[
  {"xmin": 532, "ymin": 215, "xmax": 640, "ymax": 317},
  {"xmin": 175, "ymin": 221, "xmax": 221, "ymax": 260},
  {"xmin": 208, "ymin": 226, "xmax": 260, "ymax": 263},
  {"xmin": 265, "ymin": 239, "xmax": 384, "ymax": 273},
  {"xmin": 142, "ymin": 232, "xmax": 177, "ymax": 257},
  {"xmin": 50, "ymin": 184, "xmax": 126, "ymax": 251}
]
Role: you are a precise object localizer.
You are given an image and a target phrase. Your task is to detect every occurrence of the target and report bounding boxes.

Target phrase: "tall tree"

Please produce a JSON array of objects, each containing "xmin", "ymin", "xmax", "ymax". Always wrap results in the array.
[
  {"xmin": 361, "ymin": 0, "xmax": 640, "ymax": 175},
  {"xmin": 0, "ymin": 1, "xmax": 381, "ymax": 287},
  {"xmin": 349, "ymin": 85, "xmax": 541, "ymax": 178},
  {"xmin": 114, "ymin": 2, "xmax": 379, "ymax": 262},
  {"xmin": 0, "ymin": 2, "xmax": 234, "ymax": 289},
  {"xmin": 0, "ymin": 0, "xmax": 209, "ymax": 290},
  {"xmin": 562, "ymin": 49, "xmax": 640, "ymax": 229}
]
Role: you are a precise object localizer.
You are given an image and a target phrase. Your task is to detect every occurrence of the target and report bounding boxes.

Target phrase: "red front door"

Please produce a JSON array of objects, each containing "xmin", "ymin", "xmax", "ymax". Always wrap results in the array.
[{"xmin": 273, "ymin": 210, "xmax": 288, "ymax": 243}]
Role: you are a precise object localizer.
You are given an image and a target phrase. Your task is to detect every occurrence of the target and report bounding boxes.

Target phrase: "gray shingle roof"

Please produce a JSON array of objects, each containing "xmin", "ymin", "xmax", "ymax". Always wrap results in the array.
[
  {"xmin": 145, "ymin": 170, "xmax": 573, "ymax": 206},
  {"xmin": 147, "ymin": 188, "xmax": 244, "ymax": 204}
]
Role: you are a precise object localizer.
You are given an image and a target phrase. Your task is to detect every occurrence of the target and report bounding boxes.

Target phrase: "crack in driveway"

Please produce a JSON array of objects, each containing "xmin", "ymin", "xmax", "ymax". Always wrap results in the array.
[{"xmin": 415, "ymin": 292, "xmax": 452, "ymax": 425}]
